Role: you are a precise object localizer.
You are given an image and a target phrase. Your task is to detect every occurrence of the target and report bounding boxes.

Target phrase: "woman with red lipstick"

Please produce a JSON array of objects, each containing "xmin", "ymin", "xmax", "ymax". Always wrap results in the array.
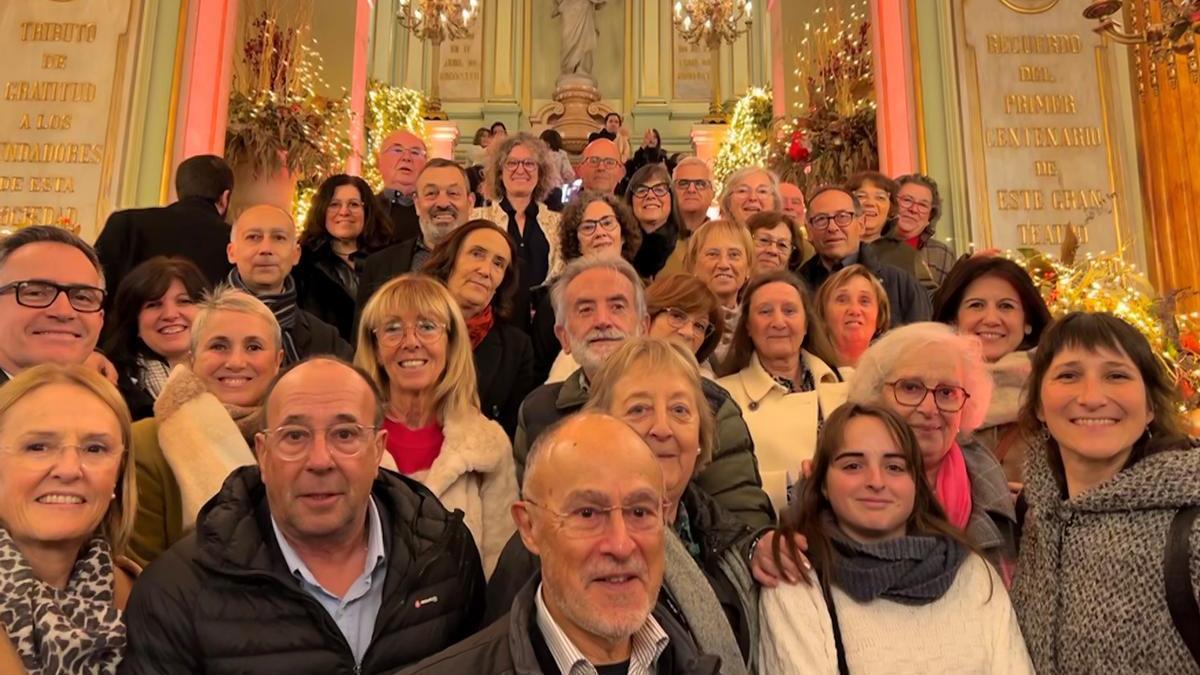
[
  {"xmin": 933, "ymin": 256, "xmax": 1053, "ymax": 485},
  {"xmin": 813, "ymin": 264, "xmax": 891, "ymax": 368},
  {"xmin": 847, "ymin": 322, "xmax": 1018, "ymax": 578},
  {"xmin": 1011, "ymin": 312, "xmax": 1200, "ymax": 673},
  {"xmin": 759, "ymin": 403, "xmax": 1033, "ymax": 674}
]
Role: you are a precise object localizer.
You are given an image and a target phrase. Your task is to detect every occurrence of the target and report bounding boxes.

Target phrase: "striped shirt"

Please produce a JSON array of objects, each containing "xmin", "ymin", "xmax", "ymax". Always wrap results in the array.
[{"xmin": 534, "ymin": 583, "xmax": 669, "ymax": 675}]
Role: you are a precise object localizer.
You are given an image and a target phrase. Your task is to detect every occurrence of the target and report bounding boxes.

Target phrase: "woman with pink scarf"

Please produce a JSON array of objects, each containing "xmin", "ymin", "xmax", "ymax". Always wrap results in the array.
[{"xmin": 845, "ymin": 322, "xmax": 1018, "ymax": 583}]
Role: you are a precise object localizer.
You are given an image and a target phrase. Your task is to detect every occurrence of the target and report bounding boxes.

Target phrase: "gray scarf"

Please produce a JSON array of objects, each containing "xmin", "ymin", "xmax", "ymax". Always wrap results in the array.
[
  {"xmin": 823, "ymin": 512, "xmax": 967, "ymax": 606},
  {"xmin": 226, "ymin": 269, "xmax": 301, "ymax": 364},
  {"xmin": 662, "ymin": 530, "xmax": 747, "ymax": 675}
]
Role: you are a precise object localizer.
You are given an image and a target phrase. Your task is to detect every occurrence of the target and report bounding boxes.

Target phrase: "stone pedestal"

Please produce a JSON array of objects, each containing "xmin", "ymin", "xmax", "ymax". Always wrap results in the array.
[
  {"xmin": 534, "ymin": 74, "xmax": 605, "ymax": 154},
  {"xmin": 424, "ymin": 119, "xmax": 461, "ymax": 161},
  {"xmin": 690, "ymin": 123, "xmax": 730, "ymax": 171}
]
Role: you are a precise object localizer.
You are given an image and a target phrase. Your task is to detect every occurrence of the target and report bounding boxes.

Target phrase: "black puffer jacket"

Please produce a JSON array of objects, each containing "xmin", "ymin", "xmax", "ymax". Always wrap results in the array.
[{"xmin": 118, "ymin": 466, "xmax": 486, "ymax": 675}]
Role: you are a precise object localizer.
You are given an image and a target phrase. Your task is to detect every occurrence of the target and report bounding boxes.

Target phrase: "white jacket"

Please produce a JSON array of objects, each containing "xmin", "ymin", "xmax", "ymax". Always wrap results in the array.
[
  {"xmin": 380, "ymin": 412, "xmax": 517, "ymax": 578},
  {"xmin": 471, "ymin": 202, "xmax": 564, "ymax": 280},
  {"xmin": 759, "ymin": 555, "xmax": 1034, "ymax": 674},
  {"xmin": 717, "ymin": 351, "xmax": 849, "ymax": 512}
]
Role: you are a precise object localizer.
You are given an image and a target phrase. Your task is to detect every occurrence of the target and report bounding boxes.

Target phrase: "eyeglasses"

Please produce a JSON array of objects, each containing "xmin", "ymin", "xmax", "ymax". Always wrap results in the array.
[
  {"xmin": 383, "ymin": 146, "xmax": 427, "ymax": 159},
  {"xmin": 674, "ymin": 178, "xmax": 711, "ymax": 193},
  {"xmin": 753, "ymin": 234, "xmax": 792, "ymax": 254},
  {"xmin": 885, "ymin": 379, "xmax": 971, "ymax": 413},
  {"xmin": 897, "ymin": 195, "xmax": 932, "ymax": 214},
  {"xmin": 261, "ymin": 423, "xmax": 378, "ymax": 461},
  {"xmin": 1, "ymin": 441, "xmax": 125, "ymax": 469},
  {"xmin": 582, "ymin": 156, "xmax": 619, "ymax": 168},
  {"xmin": 0, "ymin": 281, "xmax": 105, "ymax": 313},
  {"xmin": 633, "ymin": 184, "xmax": 670, "ymax": 199},
  {"xmin": 504, "ymin": 159, "xmax": 538, "ymax": 173},
  {"xmin": 523, "ymin": 497, "xmax": 666, "ymax": 539},
  {"xmin": 807, "ymin": 211, "xmax": 856, "ymax": 231},
  {"xmin": 579, "ymin": 216, "xmax": 619, "ymax": 237},
  {"xmin": 327, "ymin": 199, "xmax": 364, "ymax": 212},
  {"xmin": 373, "ymin": 319, "xmax": 446, "ymax": 346},
  {"xmin": 658, "ymin": 307, "xmax": 714, "ymax": 338}
]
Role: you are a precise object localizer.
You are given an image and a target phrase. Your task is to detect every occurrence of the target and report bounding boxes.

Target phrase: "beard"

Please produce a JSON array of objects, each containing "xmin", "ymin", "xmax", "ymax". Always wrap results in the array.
[
  {"xmin": 568, "ymin": 326, "xmax": 630, "ymax": 374},
  {"xmin": 540, "ymin": 556, "xmax": 655, "ymax": 642},
  {"xmin": 419, "ymin": 208, "xmax": 461, "ymax": 247}
]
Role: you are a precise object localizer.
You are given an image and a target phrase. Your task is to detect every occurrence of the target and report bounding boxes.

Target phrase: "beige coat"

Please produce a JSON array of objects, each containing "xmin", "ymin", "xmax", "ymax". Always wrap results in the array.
[
  {"xmin": 717, "ymin": 351, "xmax": 849, "ymax": 512},
  {"xmin": 380, "ymin": 411, "xmax": 517, "ymax": 578},
  {"xmin": 471, "ymin": 202, "xmax": 564, "ymax": 280}
]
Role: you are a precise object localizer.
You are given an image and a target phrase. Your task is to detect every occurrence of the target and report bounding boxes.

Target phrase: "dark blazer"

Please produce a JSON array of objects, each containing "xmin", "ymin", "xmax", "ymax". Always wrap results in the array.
[
  {"xmin": 94, "ymin": 196, "xmax": 232, "ymax": 302},
  {"xmin": 474, "ymin": 321, "xmax": 535, "ymax": 438},
  {"xmin": 377, "ymin": 193, "xmax": 421, "ymax": 244},
  {"xmin": 291, "ymin": 309, "xmax": 354, "ymax": 363},
  {"xmin": 357, "ymin": 238, "xmax": 421, "ymax": 319}
]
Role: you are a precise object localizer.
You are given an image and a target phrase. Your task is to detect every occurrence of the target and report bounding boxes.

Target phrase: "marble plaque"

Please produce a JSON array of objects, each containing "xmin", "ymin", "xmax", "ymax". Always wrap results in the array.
[
  {"xmin": 673, "ymin": 34, "xmax": 713, "ymax": 101},
  {"xmin": 438, "ymin": 27, "xmax": 484, "ymax": 101}
]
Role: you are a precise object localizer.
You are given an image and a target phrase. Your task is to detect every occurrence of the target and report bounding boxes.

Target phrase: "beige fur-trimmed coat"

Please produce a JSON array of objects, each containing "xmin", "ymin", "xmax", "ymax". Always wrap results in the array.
[{"xmin": 380, "ymin": 411, "xmax": 517, "ymax": 578}]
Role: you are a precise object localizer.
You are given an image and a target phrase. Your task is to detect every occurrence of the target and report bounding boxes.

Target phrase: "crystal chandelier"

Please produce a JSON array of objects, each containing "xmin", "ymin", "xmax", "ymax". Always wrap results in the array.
[
  {"xmin": 673, "ymin": 0, "xmax": 754, "ymax": 123},
  {"xmin": 396, "ymin": 0, "xmax": 480, "ymax": 120},
  {"xmin": 1083, "ymin": 0, "xmax": 1200, "ymax": 61}
]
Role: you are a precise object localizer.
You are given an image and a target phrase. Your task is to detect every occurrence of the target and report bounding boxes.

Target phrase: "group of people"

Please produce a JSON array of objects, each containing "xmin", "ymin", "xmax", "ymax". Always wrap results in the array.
[{"xmin": 0, "ymin": 118, "xmax": 1197, "ymax": 675}]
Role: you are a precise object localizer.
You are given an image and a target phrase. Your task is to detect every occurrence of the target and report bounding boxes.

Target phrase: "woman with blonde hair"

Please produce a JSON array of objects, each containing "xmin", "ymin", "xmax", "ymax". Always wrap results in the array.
[
  {"xmin": 356, "ymin": 273, "xmax": 516, "ymax": 575},
  {"xmin": 0, "ymin": 364, "xmax": 140, "ymax": 673},
  {"xmin": 684, "ymin": 219, "xmax": 755, "ymax": 363},
  {"xmin": 814, "ymin": 264, "xmax": 892, "ymax": 368}
]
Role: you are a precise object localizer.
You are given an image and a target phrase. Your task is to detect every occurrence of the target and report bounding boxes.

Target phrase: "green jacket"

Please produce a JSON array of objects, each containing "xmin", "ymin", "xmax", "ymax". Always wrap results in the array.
[{"xmin": 514, "ymin": 369, "xmax": 775, "ymax": 529}]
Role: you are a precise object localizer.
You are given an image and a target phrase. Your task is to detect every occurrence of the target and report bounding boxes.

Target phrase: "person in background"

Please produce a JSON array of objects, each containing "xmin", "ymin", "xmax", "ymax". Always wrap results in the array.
[
  {"xmin": 537, "ymin": 191, "xmax": 642, "ymax": 383},
  {"xmin": 625, "ymin": 163, "xmax": 681, "ymax": 280},
  {"xmin": 422, "ymin": 220, "xmax": 534, "ymax": 438},
  {"xmin": 0, "ymin": 364, "xmax": 139, "ymax": 674},
  {"xmin": 716, "ymin": 271, "xmax": 847, "ymax": 512},
  {"xmin": 95, "ymin": 154, "xmax": 233, "ymax": 296},
  {"xmin": 295, "ymin": 174, "xmax": 395, "ymax": 342},
  {"xmin": 645, "ymin": 273, "xmax": 724, "ymax": 377},
  {"xmin": 797, "ymin": 185, "xmax": 932, "ymax": 326},
  {"xmin": 625, "ymin": 128, "xmax": 669, "ymax": 179},
  {"xmin": 468, "ymin": 126, "xmax": 491, "ymax": 167},
  {"xmin": 120, "ymin": 357, "xmax": 486, "ymax": 673},
  {"xmin": 933, "ymin": 256, "xmax": 1053, "ymax": 484},
  {"xmin": 719, "ymin": 166, "xmax": 783, "ymax": 227},
  {"xmin": 778, "ymin": 181, "xmax": 815, "ymax": 265},
  {"xmin": 660, "ymin": 157, "xmax": 716, "ymax": 277},
  {"xmin": 358, "ymin": 159, "xmax": 475, "ymax": 317},
  {"xmin": 490, "ymin": 121, "xmax": 508, "ymax": 143},
  {"xmin": 576, "ymin": 138, "xmax": 626, "ymax": 196},
  {"xmin": 814, "ymin": 263, "xmax": 891, "ymax": 368},
  {"xmin": 587, "ymin": 111, "xmax": 623, "ymax": 144},
  {"xmin": 683, "ymin": 219, "xmax": 754, "ymax": 364},
  {"xmin": 225, "ymin": 204, "xmax": 352, "ymax": 364},
  {"xmin": 847, "ymin": 322, "xmax": 1017, "ymax": 577},
  {"xmin": 891, "ymin": 174, "xmax": 956, "ymax": 289},
  {"xmin": 355, "ymin": 274, "xmax": 516, "ymax": 575},
  {"xmin": 1010, "ymin": 312, "xmax": 1200, "ymax": 674},
  {"xmin": 126, "ymin": 288, "xmax": 282, "ymax": 568},
  {"xmin": 847, "ymin": 170, "xmax": 934, "ymax": 293},
  {"xmin": 375, "ymin": 129, "xmax": 429, "ymax": 244},
  {"xmin": 0, "ymin": 226, "xmax": 109, "ymax": 386},
  {"xmin": 102, "ymin": 257, "xmax": 207, "ymax": 420},
  {"xmin": 746, "ymin": 211, "xmax": 798, "ymax": 274},
  {"xmin": 403, "ymin": 413, "xmax": 718, "ymax": 674},
  {"xmin": 759, "ymin": 403, "xmax": 1033, "ymax": 674},
  {"xmin": 538, "ymin": 128, "xmax": 576, "ymax": 186}
]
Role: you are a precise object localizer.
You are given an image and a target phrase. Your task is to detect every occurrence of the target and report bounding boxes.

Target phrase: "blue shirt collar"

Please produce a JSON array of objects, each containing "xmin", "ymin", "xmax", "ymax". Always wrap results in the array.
[{"xmin": 271, "ymin": 496, "xmax": 386, "ymax": 589}]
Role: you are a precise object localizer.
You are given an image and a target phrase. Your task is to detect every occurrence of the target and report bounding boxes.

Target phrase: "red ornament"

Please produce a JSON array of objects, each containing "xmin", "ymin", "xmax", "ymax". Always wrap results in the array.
[{"xmin": 787, "ymin": 128, "xmax": 810, "ymax": 162}]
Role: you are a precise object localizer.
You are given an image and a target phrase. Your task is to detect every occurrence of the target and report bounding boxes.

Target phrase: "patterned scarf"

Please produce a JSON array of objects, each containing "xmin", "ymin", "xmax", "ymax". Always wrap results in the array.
[
  {"xmin": 822, "ymin": 512, "xmax": 967, "ymax": 606},
  {"xmin": 226, "ymin": 269, "xmax": 300, "ymax": 364},
  {"xmin": 134, "ymin": 354, "xmax": 171, "ymax": 399},
  {"xmin": 0, "ymin": 529, "xmax": 125, "ymax": 675},
  {"xmin": 465, "ymin": 305, "xmax": 495, "ymax": 350}
]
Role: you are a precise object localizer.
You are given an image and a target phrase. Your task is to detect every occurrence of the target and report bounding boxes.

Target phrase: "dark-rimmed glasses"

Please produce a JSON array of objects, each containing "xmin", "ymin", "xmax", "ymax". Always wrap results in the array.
[
  {"xmin": 0, "ymin": 281, "xmax": 105, "ymax": 313},
  {"xmin": 579, "ymin": 216, "xmax": 619, "ymax": 237},
  {"xmin": 633, "ymin": 184, "xmax": 670, "ymax": 199},
  {"xmin": 807, "ymin": 211, "xmax": 856, "ymax": 231},
  {"xmin": 885, "ymin": 379, "xmax": 970, "ymax": 412}
]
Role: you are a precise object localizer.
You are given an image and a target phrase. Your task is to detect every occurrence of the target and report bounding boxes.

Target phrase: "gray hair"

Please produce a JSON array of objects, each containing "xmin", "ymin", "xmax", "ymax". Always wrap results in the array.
[
  {"xmin": 718, "ymin": 166, "xmax": 782, "ymax": 220},
  {"xmin": 550, "ymin": 256, "xmax": 647, "ymax": 330},
  {"xmin": 0, "ymin": 225, "xmax": 105, "ymax": 289},
  {"xmin": 485, "ymin": 132, "xmax": 556, "ymax": 203},
  {"xmin": 189, "ymin": 285, "xmax": 283, "ymax": 353},
  {"xmin": 846, "ymin": 322, "xmax": 993, "ymax": 434},
  {"xmin": 671, "ymin": 156, "xmax": 711, "ymax": 182}
]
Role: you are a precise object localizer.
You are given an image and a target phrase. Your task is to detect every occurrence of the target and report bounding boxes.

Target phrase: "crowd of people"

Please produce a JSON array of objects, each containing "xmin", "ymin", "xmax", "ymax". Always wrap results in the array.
[{"xmin": 0, "ymin": 117, "xmax": 1197, "ymax": 675}]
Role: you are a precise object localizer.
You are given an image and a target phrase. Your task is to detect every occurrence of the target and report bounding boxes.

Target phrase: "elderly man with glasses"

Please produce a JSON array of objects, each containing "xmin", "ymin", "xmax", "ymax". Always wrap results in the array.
[
  {"xmin": 577, "ymin": 138, "xmax": 626, "ymax": 196},
  {"xmin": 376, "ymin": 129, "xmax": 430, "ymax": 243},
  {"xmin": 120, "ymin": 356, "xmax": 486, "ymax": 674},
  {"xmin": 795, "ymin": 185, "xmax": 931, "ymax": 326}
]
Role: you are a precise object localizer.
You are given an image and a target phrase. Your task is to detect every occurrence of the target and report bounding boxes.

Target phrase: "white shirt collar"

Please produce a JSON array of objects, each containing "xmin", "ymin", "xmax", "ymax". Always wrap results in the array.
[{"xmin": 533, "ymin": 582, "xmax": 669, "ymax": 675}]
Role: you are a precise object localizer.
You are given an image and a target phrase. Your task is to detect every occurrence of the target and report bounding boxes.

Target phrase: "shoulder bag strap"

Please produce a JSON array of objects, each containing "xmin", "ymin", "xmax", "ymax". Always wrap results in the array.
[
  {"xmin": 820, "ymin": 580, "xmax": 851, "ymax": 675},
  {"xmin": 1165, "ymin": 505, "xmax": 1200, "ymax": 666}
]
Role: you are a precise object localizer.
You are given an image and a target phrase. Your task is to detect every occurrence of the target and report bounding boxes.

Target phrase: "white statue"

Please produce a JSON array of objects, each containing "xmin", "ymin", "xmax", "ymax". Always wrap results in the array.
[{"xmin": 554, "ymin": 0, "xmax": 606, "ymax": 78}]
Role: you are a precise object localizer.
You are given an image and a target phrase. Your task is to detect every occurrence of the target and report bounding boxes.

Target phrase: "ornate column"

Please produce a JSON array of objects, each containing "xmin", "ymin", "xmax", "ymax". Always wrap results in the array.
[
  {"xmin": 172, "ymin": 0, "xmax": 239, "ymax": 172},
  {"xmin": 871, "ymin": 0, "xmax": 918, "ymax": 176}
]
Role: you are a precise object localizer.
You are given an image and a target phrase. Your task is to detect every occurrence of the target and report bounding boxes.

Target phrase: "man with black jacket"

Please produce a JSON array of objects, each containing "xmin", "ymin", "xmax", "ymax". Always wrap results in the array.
[
  {"xmin": 119, "ymin": 358, "xmax": 486, "ymax": 674},
  {"xmin": 796, "ymin": 185, "xmax": 931, "ymax": 325},
  {"xmin": 94, "ymin": 154, "xmax": 234, "ymax": 300},
  {"xmin": 402, "ymin": 413, "xmax": 720, "ymax": 675},
  {"xmin": 376, "ymin": 129, "xmax": 429, "ymax": 244}
]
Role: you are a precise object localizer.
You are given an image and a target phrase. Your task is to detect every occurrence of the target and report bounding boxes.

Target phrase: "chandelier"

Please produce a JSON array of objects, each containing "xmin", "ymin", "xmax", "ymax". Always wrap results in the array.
[
  {"xmin": 396, "ymin": 0, "xmax": 480, "ymax": 120},
  {"xmin": 673, "ymin": 0, "xmax": 754, "ymax": 123},
  {"xmin": 1083, "ymin": 0, "xmax": 1200, "ymax": 61}
]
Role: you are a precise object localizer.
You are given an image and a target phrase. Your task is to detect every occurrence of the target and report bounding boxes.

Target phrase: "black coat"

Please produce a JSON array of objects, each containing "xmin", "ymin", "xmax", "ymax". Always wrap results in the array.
[
  {"xmin": 474, "ymin": 320, "xmax": 535, "ymax": 438},
  {"xmin": 94, "ymin": 196, "xmax": 232, "ymax": 304},
  {"xmin": 356, "ymin": 238, "xmax": 422, "ymax": 331},
  {"xmin": 118, "ymin": 466, "xmax": 486, "ymax": 675},
  {"xmin": 530, "ymin": 288, "xmax": 559, "ymax": 385},
  {"xmin": 405, "ymin": 574, "xmax": 721, "ymax": 675},
  {"xmin": 291, "ymin": 308, "xmax": 354, "ymax": 363},
  {"xmin": 293, "ymin": 240, "xmax": 363, "ymax": 342},
  {"xmin": 377, "ymin": 193, "xmax": 421, "ymax": 245},
  {"xmin": 796, "ymin": 243, "xmax": 932, "ymax": 326}
]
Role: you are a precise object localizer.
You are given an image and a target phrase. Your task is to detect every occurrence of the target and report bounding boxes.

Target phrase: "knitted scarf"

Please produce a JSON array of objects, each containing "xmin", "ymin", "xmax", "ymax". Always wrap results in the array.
[
  {"xmin": 662, "ymin": 530, "xmax": 748, "ymax": 675},
  {"xmin": 0, "ymin": 529, "xmax": 125, "ymax": 675},
  {"xmin": 226, "ymin": 269, "xmax": 300, "ymax": 364},
  {"xmin": 934, "ymin": 441, "xmax": 974, "ymax": 530},
  {"xmin": 823, "ymin": 512, "xmax": 967, "ymax": 606},
  {"xmin": 465, "ymin": 306, "xmax": 495, "ymax": 350}
]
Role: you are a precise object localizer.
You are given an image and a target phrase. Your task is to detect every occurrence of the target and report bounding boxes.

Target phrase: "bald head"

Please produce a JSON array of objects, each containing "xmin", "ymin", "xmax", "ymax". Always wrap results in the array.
[
  {"xmin": 378, "ymin": 129, "xmax": 429, "ymax": 195},
  {"xmin": 523, "ymin": 413, "xmax": 662, "ymax": 500},
  {"xmin": 578, "ymin": 140, "xmax": 625, "ymax": 194},
  {"xmin": 228, "ymin": 203, "xmax": 300, "ymax": 294},
  {"xmin": 780, "ymin": 182, "xmax": 806, "ymax": 223}
]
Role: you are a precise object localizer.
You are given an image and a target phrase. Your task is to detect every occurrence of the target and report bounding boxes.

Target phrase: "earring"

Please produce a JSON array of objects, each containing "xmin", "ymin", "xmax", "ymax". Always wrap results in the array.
[{"xmin": 1024, "ymin": 325, "xmax": 1033, "ymax": 336}]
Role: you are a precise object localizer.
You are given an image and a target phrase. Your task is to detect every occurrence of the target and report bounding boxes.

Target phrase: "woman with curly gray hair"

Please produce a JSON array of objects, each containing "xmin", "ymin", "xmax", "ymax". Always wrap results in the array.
[{"xmin": 472, "ymin": 132, "xmax": 563, "ymax": 290}]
